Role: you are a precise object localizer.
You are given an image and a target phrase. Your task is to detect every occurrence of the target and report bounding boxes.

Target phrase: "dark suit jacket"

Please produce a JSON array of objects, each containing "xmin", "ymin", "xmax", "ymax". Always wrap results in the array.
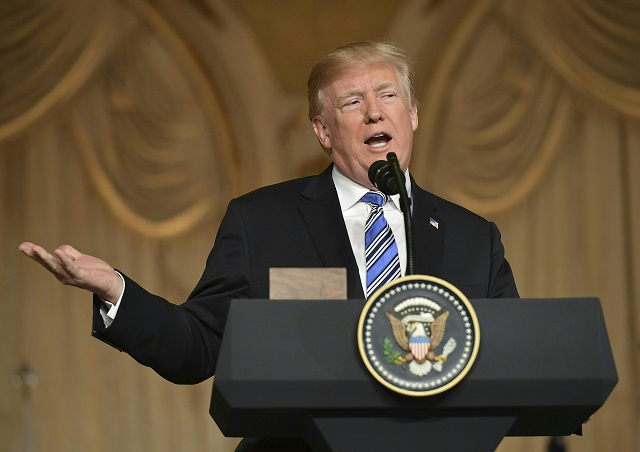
[{"xmin": 92, "ymin": 165, "xmax": 518, "ymax": 384}]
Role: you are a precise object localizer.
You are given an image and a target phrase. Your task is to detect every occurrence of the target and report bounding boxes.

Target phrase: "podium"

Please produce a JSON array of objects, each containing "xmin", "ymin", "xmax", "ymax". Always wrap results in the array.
[{"xmin": 210, "ymin": 298, "xmax": 617, "ymax": 451}]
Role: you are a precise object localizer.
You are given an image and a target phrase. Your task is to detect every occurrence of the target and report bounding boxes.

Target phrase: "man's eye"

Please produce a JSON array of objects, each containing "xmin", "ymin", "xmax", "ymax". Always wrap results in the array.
[{"xmin": 340, "ymin": 99, "xmax": 360, "ymax": 109}]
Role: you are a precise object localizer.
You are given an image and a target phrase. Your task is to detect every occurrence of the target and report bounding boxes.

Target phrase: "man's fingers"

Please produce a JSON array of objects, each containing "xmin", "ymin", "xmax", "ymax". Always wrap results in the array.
[
  {"xmin": 18, "ymin": 242, "xmax": 37, "ymax": 257},
  {"xmin": 24, "ymin": 245, "xmax": 71, "ymax": 280},
  {"xmin": 54, "ymin": 248, "xmax": 81, "ymax": 278},
  {"xmin": 18, "ymin": 242, "xmax": 32, "ymax": 252},
  {"xmin": 57, "ymin": 244, "xmax": 82, "ymax": 261},
  {"xmin": 30, "ymin": 245, "xmax": 57, "ymax": 268}
]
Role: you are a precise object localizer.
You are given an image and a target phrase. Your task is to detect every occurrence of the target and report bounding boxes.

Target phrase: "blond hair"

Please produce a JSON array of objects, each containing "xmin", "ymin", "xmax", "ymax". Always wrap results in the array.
[{"xmin": 307, "ymin": 41, "xmax": 416, "ymax": 120}]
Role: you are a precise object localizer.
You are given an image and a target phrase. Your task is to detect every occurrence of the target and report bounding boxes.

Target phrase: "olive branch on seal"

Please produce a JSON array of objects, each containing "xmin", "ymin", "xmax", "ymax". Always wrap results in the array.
[{"xmin": 383, "ymin": 337, "xmax": 408, "ymax": 368}]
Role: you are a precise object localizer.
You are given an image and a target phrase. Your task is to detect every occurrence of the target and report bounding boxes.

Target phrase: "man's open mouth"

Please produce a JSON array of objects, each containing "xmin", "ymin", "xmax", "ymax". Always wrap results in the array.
[{"xmin": 365, "ymin": 133, "xmax": 391, "ymax": 148}]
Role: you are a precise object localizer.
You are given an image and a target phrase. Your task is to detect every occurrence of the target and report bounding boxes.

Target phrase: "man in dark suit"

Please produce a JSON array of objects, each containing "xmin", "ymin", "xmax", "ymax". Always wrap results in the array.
[{"xmin": 19, "ymin": 41, "xmax": 518, "ymax": 447}]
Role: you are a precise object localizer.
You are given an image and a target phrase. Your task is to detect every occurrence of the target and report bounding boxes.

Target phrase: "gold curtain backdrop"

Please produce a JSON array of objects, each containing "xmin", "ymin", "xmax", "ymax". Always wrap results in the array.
[{"xmin": 1, "ymin": 0, "xmax": 638, "ymax": 451}]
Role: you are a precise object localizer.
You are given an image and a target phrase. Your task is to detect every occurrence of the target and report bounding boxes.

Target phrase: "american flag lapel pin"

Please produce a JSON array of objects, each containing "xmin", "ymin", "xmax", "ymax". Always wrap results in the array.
[{"xmin": 429, "ymin": 217, "xmax": 439, "ymax": 229}]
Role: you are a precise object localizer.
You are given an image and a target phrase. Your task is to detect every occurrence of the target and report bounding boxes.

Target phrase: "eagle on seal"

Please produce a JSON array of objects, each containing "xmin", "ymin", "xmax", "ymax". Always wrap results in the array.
[{"xmin": 385, "ymin": 310, "xmax": 451, "ymax": 376}]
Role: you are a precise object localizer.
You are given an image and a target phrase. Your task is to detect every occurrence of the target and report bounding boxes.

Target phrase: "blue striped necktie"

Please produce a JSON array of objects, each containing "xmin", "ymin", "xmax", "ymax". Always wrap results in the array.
[{"xmin": 362, "ymin": 191, "xmax": 402, "ymax": 298}]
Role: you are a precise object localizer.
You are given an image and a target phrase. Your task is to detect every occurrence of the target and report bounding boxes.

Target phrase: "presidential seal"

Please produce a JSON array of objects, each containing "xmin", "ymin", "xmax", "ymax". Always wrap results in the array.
[{"xmin": 357, "ymin": 275, "xmax": 480, "ymax": 396}]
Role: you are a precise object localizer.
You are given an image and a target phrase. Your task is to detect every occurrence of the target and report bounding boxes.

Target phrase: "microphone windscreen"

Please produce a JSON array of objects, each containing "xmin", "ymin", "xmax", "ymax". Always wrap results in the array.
[
  {"xmin": 368, "ymin": 160, "xmax": 387, "ymax": 186},
  {"xmin": 368, "ymin": 160, "xmax": 402, "ymax": 195}
]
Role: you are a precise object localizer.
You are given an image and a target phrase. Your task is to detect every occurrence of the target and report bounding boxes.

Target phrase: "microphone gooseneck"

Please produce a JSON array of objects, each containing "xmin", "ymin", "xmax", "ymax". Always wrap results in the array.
[{"xmin": 368, "ymin": 153, "xmax": 414, "ymax": 275}]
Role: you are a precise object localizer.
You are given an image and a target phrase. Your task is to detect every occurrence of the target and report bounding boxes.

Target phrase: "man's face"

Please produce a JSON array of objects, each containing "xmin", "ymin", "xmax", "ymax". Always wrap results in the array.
[{"xmin": 312, "ymin": 63, "xmax": 418, "ymax": 189}]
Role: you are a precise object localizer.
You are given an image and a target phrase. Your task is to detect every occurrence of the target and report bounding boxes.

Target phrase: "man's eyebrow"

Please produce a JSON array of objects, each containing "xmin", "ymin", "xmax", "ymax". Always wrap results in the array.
[
  {"xmin": 336, "ymin": 89, "xmax": 364, "ymax": 102},
  {"xmin": 374, "ymin": 81, "xmax": 396, "ymax": 92}
]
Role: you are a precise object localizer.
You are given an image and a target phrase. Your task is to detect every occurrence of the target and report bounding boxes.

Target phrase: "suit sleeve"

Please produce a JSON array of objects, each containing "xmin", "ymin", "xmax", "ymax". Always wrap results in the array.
[
  {"xmin": 91, "ymin": 199, "xmax": 251, "ymax": 384},
  {"xmin": 487, "ymin": 222, "xmax": 519, "ymax": 298}
]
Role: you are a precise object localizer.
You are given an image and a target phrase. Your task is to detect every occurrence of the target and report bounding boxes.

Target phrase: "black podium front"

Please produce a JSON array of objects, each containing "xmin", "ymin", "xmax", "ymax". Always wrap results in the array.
[{"xmin": 210, "ymin": 298, "xmax": 617, "ymax": 451}]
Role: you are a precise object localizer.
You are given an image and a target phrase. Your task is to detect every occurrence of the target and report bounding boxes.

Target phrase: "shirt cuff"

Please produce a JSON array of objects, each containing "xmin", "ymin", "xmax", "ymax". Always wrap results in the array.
[{"xmin": 98, "ymin": 272, "xmax": 126, "ymax": 328}]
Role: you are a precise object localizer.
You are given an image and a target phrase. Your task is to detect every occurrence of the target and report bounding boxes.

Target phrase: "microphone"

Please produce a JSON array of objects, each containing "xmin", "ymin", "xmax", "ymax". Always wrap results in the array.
[
  {"xmin": 368, "ymin": 160, "xmax": 404, "ymax": 195},
  {"xmin": 368, "ymin": 153, "xmax": 414, "ymax": 275}
]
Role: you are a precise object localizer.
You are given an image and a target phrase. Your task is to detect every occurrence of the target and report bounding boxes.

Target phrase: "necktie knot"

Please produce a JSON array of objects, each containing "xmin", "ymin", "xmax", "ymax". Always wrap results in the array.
[{"xmin": 362, "ymin": 191, "xmax": 388, "ymax": 207}]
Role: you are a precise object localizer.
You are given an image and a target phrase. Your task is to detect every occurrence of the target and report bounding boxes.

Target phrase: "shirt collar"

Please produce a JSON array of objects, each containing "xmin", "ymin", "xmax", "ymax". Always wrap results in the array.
[{"xmin": 331, "ymin": 165, "xmax": 411, "ymax": 212}]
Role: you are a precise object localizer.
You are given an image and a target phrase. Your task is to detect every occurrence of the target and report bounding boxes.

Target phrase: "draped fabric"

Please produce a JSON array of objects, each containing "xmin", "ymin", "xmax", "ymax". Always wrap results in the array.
[
  {"xmin": 0, "ymin": 0, "xmax": 238, "ymax": 237},
  {"xmin": 1, "ymin": 0, "xmax": 638, "ymax": 451},
  {"xmin": 408, "ymin": 0, "xmax": 640, "ymax": 214}
]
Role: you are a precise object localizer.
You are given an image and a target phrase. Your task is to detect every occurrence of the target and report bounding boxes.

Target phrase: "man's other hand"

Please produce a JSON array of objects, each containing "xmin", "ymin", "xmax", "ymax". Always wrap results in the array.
[{"xmin": 18, "ymin": 242, "xmax": 123, "ymax": 304}]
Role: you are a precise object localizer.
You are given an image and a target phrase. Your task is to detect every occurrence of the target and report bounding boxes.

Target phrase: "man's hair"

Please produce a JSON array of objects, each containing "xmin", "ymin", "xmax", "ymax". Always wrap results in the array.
[{"xmin": 307, "ymin": 41, "xmax": 416, "ymax": 120}]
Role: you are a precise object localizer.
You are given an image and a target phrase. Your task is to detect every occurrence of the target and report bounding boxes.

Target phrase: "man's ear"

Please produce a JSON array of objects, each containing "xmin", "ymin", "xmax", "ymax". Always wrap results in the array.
[
  {"xmin": 312, "ymin": 116, "xmax": 332, "ymax": 150},
  {"xmin": 410, "ymin": 103, "xmax": 419, "ymax": 132}
]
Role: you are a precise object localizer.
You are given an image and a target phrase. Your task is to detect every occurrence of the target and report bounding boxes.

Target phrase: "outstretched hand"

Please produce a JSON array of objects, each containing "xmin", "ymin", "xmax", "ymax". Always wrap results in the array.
[{"xmin": 18, "ymin": 242, "xmax": 124, "ymax": 304}]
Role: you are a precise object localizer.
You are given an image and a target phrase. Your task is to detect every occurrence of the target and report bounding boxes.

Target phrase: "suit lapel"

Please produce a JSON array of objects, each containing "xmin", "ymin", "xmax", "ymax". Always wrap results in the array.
[
  {"xmin": 298, "ymin": 166, "xmax": 364, "ymax": 299},
  {"xmin": 411, "ymin": 181, "xmax": 445, "ymax": 278}
]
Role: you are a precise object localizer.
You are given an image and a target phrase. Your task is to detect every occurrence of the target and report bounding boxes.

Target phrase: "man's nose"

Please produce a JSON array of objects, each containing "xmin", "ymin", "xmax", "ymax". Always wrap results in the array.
[{"xmin": 364, "ymin": 99, "xmax": 383, "ymax": 123}]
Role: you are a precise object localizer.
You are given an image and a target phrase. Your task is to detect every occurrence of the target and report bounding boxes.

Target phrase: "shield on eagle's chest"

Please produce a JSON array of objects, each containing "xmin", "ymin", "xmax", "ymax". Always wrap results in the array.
[{"xmin": 409, "ymin": 336, "xmax": 430, "ymax": 361}]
